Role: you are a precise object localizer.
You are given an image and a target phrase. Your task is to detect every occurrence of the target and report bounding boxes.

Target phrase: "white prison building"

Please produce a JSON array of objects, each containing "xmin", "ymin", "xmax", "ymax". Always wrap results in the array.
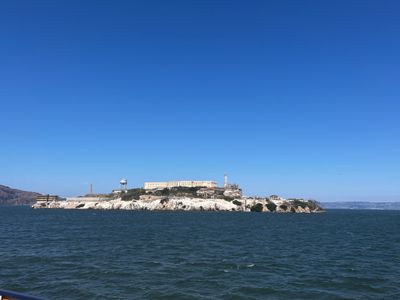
[{"xmin": 144, "ymin": 180, "xmax": 217, "ymax": 190}]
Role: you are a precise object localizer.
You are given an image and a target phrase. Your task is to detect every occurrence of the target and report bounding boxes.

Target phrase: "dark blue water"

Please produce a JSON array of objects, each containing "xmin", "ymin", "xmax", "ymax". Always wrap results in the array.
[{"xmin": 0, "ymin": 207, "xmax": 399, "ymax": 299}]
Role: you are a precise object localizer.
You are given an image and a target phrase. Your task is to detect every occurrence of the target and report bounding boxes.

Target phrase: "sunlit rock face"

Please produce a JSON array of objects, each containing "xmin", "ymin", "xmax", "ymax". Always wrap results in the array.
[{"xmin": 32, "ymin": 197, "xmax": 324, "ymax": 213}]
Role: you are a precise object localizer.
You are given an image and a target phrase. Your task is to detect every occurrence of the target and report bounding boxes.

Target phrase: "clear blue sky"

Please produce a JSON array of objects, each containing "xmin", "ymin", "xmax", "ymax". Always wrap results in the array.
[{"xmin": 1, "ymin": 0, "xmax": 399, "ymax": 201}]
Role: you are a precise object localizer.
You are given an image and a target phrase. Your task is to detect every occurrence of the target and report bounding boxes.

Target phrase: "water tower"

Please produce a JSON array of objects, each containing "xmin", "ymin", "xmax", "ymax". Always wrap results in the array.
[{"xmin": 120, "ymin": 179, "xmax": 128, "ymax": 192}]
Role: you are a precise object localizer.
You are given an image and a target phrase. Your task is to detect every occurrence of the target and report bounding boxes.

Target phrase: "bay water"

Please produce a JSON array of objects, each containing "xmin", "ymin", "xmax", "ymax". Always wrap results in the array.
[{"xmin": 0, "ymin": 207, "xmax": 399, "ymax": 299}]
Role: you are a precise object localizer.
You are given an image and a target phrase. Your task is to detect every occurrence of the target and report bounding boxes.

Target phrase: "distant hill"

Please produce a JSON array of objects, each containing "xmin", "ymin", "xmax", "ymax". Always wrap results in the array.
[
  {"xmin": 322, "ymin": 201, "xmax": 400, "ymax": 210},
  {"xmin": 0, "ymin": 185, "xmax": 41, "ymax": 205}
]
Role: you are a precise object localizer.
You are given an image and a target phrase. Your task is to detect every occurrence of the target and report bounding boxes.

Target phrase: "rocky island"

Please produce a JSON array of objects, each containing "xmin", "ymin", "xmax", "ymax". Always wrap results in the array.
[{"xmin": 32, "ymin": 179, "xmax": 324, "ymax": 213}]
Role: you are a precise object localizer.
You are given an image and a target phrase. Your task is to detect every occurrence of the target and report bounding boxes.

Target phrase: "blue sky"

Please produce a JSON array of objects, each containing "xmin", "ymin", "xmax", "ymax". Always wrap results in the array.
[{"xmin": 1, "ymin": 0, "xmax": 399, "ymax": 201}]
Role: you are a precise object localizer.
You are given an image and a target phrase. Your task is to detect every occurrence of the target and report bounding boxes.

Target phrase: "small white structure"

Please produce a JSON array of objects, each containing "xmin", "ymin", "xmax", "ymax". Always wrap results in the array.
[{"xmin": 120, "ymin": 179, "xmax": 128, "ymax": 192}]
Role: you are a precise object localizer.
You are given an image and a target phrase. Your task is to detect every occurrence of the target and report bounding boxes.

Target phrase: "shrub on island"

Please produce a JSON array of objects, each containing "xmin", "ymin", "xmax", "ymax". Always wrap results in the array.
[
  {"xmin": 160, "ymin": 198, "xmax": 169, "ymax": 205},
  {"xmin": 266, "ymin": 202, "xmax": 277, "ymax": 212},
  {"xmin": 291, "ymin": 199, "xmax": 307, "ymax": 208},
  {"xmin": 122, "ymin": 188, "xmax": 147, "ymax": 200},
  {"xmin": 280, "ymin": 204, "xmax": 288, "ymax": 211},
  {"xmin": 306, "ymin": 200, "xmax": 323, "ymax": 211},
  {"xmin": 161, "ymin": 188, "xmax": 170, "ymax": 196},
  {"xmin": 152, "ymin": 186, "xmax": 202, "ymax": 198},
  {"xmin": 232, "ymin": 200, "xmax": 242, "ymax": 206},
  {"xmin": 250, "ymin": 203, "xmax": 263, "ymax": 212}
]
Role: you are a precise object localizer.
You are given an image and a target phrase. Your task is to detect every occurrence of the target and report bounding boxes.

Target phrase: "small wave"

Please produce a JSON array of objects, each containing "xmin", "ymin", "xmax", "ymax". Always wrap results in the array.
[{"xmin": 246, "ymin": 263, "xmax": 255, "ymax": 268}]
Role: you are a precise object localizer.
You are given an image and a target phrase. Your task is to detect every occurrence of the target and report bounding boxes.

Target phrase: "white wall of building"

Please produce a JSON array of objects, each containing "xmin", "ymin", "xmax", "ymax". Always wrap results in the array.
[{"xmin": 144, "ymin": 180, "xmax": 217, "ymax": 190}]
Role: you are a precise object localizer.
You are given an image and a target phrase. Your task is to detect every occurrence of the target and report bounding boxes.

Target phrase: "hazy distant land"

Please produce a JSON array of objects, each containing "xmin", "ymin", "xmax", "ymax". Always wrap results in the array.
[
  {"xmin": 322, "ymin": 201, "xmax": 400, "ymax": 210},
  {"xmin": 0, "ymin": 185, "xmax": 40, "ymax": 205}
]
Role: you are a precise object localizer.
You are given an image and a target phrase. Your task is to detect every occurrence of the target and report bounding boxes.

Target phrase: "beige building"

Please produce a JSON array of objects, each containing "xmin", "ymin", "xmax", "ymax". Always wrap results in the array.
[
  {"xmin": 36, "ymin": 195, "xmax": 62, "ymax": 202},
  {"xmin": 144, "ymin": 180, "xmax": 217, "ymax": 190}
]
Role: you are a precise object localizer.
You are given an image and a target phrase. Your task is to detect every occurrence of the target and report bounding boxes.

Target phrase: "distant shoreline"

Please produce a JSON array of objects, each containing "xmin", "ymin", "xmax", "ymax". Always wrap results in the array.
[{"xmin": 321, "ymin": 201, "xmax": 400, "ymax": 210}]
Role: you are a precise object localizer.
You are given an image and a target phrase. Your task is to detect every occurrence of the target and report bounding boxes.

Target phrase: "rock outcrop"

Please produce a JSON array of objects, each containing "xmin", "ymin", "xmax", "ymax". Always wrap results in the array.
[{"xmin": 32, "ymin": 197, "xmax": 324, "ymax": 213}]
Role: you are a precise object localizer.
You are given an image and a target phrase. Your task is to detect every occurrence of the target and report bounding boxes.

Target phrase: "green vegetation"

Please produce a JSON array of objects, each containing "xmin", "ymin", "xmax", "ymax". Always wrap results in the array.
[
  {"xmin": 307, "ymin": 200, "xmax": 322, "ymax": 211},
  {"xmin": 266, "ymin": 202, "xmax": 277, "ymax": 211},
  {"xmin": 292, "ymin": 199, "xmax": 307, "ymax": 208},
  {"xmin": 289, "ymin": 199, "xmax": 323, "ymax": 211},
  {"xmin": 280, "ymin": 204, "xmax": 288, "ymax": 211},
  {"xmin": 223, "ymin": 196, "xmax": 234, "ymax": 201},
  {"xmin": 116, "ymin": 187, "xmax": 323, "ymax": 213},
  {"xmin": 232, "ymin": 200, "xmax": 242, "ymax": 206},
  {"xmin": 152, "ymin": 186, "xmax": 202, "ymax": 198},
  {"xmin": 122, "ymin": 188, "xmax": 147, "ymax": 200},
  {"xmin": 120, "ymin": 186, "xmax": 232, "ymax": 201},
  {"xmin": 161, "ymin": 188, "xmax": 169, "ymax": 196},
  {"xmin": 122, "ymin": 186, "xmax": 205, "ymax": 200},
  {"xmin": 250, "ymin": 203, "xmax": 263, "ymax": 212}
]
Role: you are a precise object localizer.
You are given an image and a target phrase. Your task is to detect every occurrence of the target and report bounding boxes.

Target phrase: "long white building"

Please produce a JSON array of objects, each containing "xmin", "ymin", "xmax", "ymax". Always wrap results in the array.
[{"xmin": 144, "ymin": 180, "xmax": 217, "ymax": 190}]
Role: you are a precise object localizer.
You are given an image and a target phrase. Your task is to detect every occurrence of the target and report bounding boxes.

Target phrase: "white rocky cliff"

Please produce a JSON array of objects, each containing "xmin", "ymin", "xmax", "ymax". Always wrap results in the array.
[{"xmin": 32, "ymin": 196, "xmax": 324, "ymax": 213}]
